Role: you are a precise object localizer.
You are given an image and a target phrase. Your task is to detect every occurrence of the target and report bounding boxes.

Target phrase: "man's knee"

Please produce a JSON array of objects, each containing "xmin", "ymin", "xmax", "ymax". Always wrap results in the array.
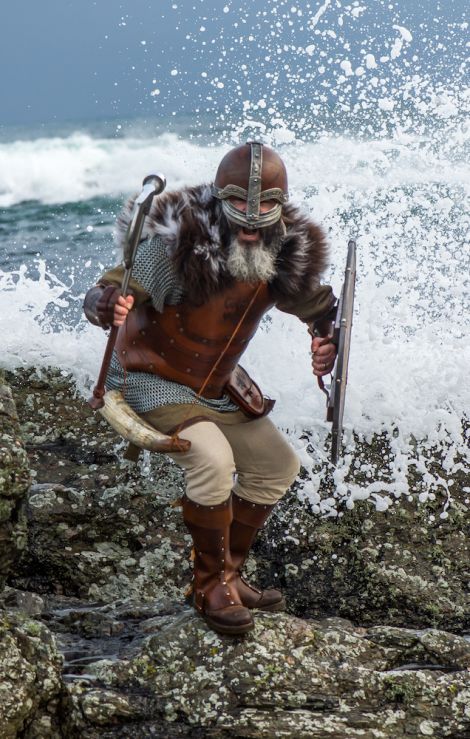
[
  {"xmin": 184, "ymin": 447, "xmax": 235, "ymax": 505},
  {"xmin": 235, "ymin": 442, "xmax": 300, "ymax": 506},
  {"xmin": 283, "ymin": 446, "xmax": 301, "ymax": 488},
  {"xmin": 268, "ymin": 441, "xmax": 301, "ymax": 489}
]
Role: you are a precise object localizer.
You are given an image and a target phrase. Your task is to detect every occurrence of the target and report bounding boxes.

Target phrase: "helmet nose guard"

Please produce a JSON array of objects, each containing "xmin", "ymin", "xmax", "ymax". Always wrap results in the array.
[{"xmin": 212, "ymin": 142, "xmax": 288, "ymax": 229}]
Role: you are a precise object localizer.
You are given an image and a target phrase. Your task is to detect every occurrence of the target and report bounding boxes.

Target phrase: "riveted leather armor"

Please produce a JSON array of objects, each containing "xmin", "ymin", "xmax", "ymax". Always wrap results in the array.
[{"xmin": 115, "ymin": 282, "xmax": 274, "ymax": 398}]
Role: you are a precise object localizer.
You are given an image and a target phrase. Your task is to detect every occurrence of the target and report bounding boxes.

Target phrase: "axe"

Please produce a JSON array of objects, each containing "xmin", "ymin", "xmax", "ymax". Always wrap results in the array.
[
  {"xmin": 88, "ymin": 174, "xmax": 166, "ymax": 411},
  {"xmin": 319, "ymin": 239, "xmax": 357, "ymax": 464}
]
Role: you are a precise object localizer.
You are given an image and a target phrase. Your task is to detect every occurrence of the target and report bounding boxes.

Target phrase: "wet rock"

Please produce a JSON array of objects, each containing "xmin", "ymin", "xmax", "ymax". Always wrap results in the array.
[
  {"xmin": 255, "ymin": 487, "xmax": 470, "ymax": 632},
  {"xmin": 1, "ymin": 368, "xmax": 470, "ymax": 737},
  {"xmin": 7, "ymin": 367, "xmax": 470, "ymax": 632},
  {"xmin": 63, "ymin": 612, "xmax": 470, "ymax": 737},
  {"xmin": 13, "ymin": 479, "xmax": 190, "ymax": 602},
  {"xmin": 0, "ymin": 610, "xmax": 63, "ymax": 738},
  {"xmin": 0, "ymin": 374, "xmax": 30, "ymax": 592},
  {"xmin": 39, "ymin": 593, "xmax": 186, "ymax": 671}
]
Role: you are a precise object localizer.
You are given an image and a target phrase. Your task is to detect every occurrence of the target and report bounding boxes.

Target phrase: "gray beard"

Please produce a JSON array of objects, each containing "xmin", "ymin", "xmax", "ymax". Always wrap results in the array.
[{"xmin": 226, "ymin": 236, "xmax": 278, "ymax": 283}]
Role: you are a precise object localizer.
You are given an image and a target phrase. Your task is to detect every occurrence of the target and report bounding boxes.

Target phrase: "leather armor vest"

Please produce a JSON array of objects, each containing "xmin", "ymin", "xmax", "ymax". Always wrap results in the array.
[{"xmin": 115, "ymin": 282, "xmax": 274, "ymax": 398}]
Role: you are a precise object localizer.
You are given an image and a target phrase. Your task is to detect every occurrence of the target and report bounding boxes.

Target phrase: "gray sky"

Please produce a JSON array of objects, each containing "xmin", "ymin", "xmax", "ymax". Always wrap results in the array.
[{"xmin": 0, "ymin": 0, "xmax": 467, "ymax": 127}]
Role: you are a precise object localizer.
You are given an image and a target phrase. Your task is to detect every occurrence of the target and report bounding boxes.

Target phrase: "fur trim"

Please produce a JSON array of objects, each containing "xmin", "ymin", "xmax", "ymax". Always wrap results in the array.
[
  {"xmin": 116, "ymin": 184, "xmax": 329, "ymax": 305},
  {"xmin": 269, "ymin": 202, "xmax": 329, "ymax": 302}
]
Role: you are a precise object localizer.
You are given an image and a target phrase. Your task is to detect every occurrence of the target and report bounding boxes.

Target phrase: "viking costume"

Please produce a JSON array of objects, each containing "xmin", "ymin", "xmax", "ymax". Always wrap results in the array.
[{"xmin": 84, "ymin": 143, "xmax": 336, "ymax": 635}]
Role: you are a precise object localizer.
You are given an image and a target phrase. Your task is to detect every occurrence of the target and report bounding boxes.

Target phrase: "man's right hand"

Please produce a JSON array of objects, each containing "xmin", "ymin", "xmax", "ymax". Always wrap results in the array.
[
  {"xmin": 95, "ymin": 285, "xmax": 134, "ymax": 328},
  {"xmin": 110, "ymin": 294, "xmax": 135, "ymax": 326},
  {"xmin": 84, "ymin": 285, "xmax": 135, "ymax": 329}
]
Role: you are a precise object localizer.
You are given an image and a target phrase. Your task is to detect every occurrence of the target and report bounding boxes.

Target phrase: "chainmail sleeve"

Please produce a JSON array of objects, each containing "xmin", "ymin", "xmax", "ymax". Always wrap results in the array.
[
  {"xmin": 131, "ymin": 235, "xmax": 184, "ymax": 309},
  {"xmin": 98, "ymin": 234, "xmax": 183, "ymax": 308}
]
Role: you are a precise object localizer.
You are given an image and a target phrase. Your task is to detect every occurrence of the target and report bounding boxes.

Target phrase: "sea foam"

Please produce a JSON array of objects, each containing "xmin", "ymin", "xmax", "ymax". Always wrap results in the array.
[{"xmin": 0, "ymin": 128, "xmax": 468, "ymax": 207}]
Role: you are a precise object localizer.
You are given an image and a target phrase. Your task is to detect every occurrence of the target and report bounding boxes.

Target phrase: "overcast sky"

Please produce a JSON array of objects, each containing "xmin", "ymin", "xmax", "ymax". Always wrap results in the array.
[{"xmin": 0, "ymin": 0, "xmax": 466, "ymax": 128}]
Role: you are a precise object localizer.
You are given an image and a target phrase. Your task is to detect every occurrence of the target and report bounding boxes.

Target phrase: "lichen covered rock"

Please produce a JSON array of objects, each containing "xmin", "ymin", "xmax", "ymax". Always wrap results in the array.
[
  {"xmin": 16, "ymin": 480, "xmax": 190, "ymax": 602},
  {"xmin": 1, "ymin": 367, "xmax": 469, "ymax": 738},
  {"xmin": 0, "ymin": 610, "xmax": 63, "ymax": 738},
  {"xmin": 260, "ymin": 488, "xmax": 470, "ymax": 631},
  {"xmin": 0, "ymin": 373, "xmax": 30, "ymax": 592},
  {"xmin": 63, "ymin": 612, "xmax": 470, "ymax": 737},
  {"xmin": 7, "ymin": 368, "xmax": 470, "ymax": 632}
]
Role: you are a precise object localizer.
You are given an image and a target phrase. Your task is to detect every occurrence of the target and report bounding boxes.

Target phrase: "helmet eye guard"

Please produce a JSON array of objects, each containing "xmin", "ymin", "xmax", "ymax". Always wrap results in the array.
[
  {"xmin": 212, "ymin": 184, "xmax": 287, "ymax": 229},
  {"xmin": 213, "ymin": 142, "xmax": 288, "ymax": 230}
]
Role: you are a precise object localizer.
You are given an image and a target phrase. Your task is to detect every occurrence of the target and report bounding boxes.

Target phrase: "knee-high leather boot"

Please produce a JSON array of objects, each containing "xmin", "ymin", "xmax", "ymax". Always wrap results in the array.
[
  {"xmin": 230, "ymin": 492, "xmax": 285, "ymax": 611},
  {"xmin": 182, "ymin": 495, "xmax": 254, "ymax": 635}
]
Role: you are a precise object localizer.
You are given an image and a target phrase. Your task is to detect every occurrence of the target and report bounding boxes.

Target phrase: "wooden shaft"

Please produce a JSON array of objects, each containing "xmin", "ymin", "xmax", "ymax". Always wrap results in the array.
[
  {"xmin": 88, "ymin": 174, "xmax": 166, "ymax": 412},
  {"xmin": 88, "ymin": 324, "xmax": 120, "ymax": 409}
]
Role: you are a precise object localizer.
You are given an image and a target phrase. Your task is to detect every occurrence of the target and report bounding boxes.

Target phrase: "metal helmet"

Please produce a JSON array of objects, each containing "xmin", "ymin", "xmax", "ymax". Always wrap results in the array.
[{"xmin": 212, "ymin": 142, "xmax": 288, "ymax": 229}]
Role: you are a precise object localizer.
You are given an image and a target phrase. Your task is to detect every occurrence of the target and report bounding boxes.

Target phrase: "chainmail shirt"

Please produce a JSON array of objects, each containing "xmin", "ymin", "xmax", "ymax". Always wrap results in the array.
[{"xmin": 105, "ymin": 235, "xmax": 239, "ymax": 414}]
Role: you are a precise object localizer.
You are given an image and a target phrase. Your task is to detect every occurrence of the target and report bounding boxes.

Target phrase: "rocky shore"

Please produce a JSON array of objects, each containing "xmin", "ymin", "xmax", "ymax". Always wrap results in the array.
[{"xmin": 0, "ymin": 367, "xmax": 469, "ymax": 738}]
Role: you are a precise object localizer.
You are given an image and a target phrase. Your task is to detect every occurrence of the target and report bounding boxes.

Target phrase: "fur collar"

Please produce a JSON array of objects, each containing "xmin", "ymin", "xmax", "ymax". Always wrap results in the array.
[{"xmin": 116, "ymin": 183, "xmax": 329, "ymax": 305}]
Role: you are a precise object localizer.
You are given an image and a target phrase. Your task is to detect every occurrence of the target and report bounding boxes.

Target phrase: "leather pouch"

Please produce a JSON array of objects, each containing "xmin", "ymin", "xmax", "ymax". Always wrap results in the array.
[{"xmin": 225, "ymin": 365, "xmax": 275, "ymax": 418}]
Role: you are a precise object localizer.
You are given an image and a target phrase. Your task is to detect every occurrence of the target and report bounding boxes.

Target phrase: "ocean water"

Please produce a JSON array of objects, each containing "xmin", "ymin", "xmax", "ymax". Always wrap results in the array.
[{"xmin": 1, "ymin": 2, "xmax": 468, "ymax": 516}]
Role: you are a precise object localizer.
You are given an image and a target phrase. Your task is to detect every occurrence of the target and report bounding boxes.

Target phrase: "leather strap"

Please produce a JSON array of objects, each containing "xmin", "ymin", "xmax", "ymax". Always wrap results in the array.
[{"xmin": 181, "ymin": 494, "xmax": 232, "ymax": 528}]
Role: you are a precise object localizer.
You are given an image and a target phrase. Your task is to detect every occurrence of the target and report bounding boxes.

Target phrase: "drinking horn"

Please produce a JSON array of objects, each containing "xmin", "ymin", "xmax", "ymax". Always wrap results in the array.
[{"xmin": 99, "ymin": 390, "xmax": 190, "ymax": 453}]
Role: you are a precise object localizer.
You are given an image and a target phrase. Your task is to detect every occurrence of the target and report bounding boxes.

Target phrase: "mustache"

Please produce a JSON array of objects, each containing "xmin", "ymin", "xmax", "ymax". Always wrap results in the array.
[{"xmin": 219, "ymin": 210, "xmax": 284, "ymax": 249}]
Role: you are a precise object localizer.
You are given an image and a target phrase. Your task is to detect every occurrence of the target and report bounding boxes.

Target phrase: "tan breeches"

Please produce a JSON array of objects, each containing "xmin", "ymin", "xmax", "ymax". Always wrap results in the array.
[{"xmin": 162, "ymin": 416, "xmax": 300, "ymax": 506}]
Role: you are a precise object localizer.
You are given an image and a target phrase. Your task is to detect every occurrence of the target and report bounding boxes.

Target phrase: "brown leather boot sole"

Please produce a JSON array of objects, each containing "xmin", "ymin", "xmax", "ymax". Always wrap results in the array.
[
  {"xmin": 201, "ymin": 603, "xmax": 255, "ymax": 635},
  {"xmin": 190, "ymin": 594, "xmax": 255, "ymax": 635},
  {"xmin": 203, "ymin": 612, "xmax": 255, "ymax": 635}
]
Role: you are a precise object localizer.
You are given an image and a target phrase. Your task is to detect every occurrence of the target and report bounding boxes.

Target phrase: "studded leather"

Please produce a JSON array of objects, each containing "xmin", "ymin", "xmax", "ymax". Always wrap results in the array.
[
  {"xmin": 182, "ymin": 495, "xmax": 254, "ymax": 634},
  {"xmin": 115, "ymin": 282, "xmax": 274, "ymax": 398},
  {"xmin": 230, "ymin": 493, "xmax": 285, "ymax": 612}
]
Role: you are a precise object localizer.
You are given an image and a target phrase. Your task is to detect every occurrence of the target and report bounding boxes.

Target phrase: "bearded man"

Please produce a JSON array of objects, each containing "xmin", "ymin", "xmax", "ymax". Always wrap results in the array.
[{"xmin": 83, "ymin": 142, "xmax": 337, "ymax": 635}]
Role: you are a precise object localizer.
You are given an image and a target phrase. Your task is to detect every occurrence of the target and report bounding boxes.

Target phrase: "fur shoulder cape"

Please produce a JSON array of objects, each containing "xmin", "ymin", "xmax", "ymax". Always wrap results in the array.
[{"xmin": 116, "ymin": 183, "xmax": 329, "ymax": 306}]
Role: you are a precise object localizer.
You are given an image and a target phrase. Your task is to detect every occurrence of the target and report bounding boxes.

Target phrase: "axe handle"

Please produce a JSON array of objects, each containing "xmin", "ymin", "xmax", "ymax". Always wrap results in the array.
[
  {"xmin": 88, "ymin": 175, "xmax": 166, "ymax": 411},
  {"xmin": 89, "ymin": 325, "xmax": 120, "ymax": 409}
]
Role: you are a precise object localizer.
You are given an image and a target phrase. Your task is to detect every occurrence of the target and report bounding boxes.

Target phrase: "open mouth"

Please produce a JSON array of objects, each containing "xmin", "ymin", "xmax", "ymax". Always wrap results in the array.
[{"xmin": 240, "ymin": 227, "xmax": 260, "ymax": 239}]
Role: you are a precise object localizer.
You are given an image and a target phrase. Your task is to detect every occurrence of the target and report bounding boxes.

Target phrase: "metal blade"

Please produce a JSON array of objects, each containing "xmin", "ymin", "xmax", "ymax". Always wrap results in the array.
[{"xmin": 328, "ymin": 239, "xmax": 356, "ymax": 463}]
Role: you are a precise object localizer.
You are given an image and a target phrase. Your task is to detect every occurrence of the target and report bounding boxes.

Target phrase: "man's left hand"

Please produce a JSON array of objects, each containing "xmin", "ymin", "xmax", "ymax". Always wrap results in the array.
[{"xmin": 311, "ymin": 335, "xmax": 337, "ymax": 377}]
